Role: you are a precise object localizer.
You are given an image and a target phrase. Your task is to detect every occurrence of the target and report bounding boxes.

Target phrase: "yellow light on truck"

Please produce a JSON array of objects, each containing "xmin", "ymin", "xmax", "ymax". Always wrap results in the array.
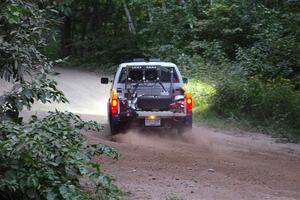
[
  {"xmin": 112, "ymin": 88, "xmax": 118, "ymax": 99},
  {"xmin": 149, "ymin": 115, "xmax": 156, "ymax": 119},
  {"xmin": 186, "ymin": 91, "xmax": 192, "ymax": 98},
  {"xmin": 186, "ymin": 98, "xmax": 192, "ymax": 104},
  {"xmin": 110, "ymin": 89, "xmax": 119, "ymax": 115},
  {"xmin": 112, "ymin": 99, "xmax": 118, "ymax": 107}
]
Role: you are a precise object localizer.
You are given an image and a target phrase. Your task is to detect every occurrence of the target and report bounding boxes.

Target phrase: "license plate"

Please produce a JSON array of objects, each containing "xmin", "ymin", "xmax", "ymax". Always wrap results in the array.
[{"xmin": 145, "ymin": 118, "xmax": 161, "ymax": 126}]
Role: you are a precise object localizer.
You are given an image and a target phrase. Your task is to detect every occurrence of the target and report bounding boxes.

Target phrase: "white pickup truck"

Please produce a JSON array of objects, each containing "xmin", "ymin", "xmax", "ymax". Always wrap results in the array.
[{"xmin": 101, "ymin": 58, "xmax": 192, "ymax": 134}]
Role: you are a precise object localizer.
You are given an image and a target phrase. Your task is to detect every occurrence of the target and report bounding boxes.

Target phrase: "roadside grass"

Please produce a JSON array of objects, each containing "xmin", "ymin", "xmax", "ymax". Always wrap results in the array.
[
  {"xmin": 189, "ymin": 79, "xmax": 300, "ymax": 143},
  {"xmin": 194, "ymin": 110, "xmax": 300, "ymax": 143}
]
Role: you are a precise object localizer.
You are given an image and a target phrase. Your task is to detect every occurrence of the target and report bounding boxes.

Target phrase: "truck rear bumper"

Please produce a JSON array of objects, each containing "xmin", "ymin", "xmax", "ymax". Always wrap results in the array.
[
  {"xmin": 136, "ymin": 111, "xmax": 186, "ymax": 118},
  {"xmin": 112, "ymin": 111, "xmax": 192, "ymax": 126}
]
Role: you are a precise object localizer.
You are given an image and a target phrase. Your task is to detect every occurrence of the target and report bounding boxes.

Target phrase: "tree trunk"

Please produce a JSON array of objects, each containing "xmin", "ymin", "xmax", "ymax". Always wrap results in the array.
[
  {"xmin": 81, "ymin": 2, "xmax": 89, "ymax": 41},
  {"xmin": 162, "ymin": 1, "xmax": 167, "ymax": 13},
  {"xmin": 147, "ymin": 0, "xmax": 153, "ymax": 23},
  {"xmin": 180, "ymin": 0, "xmax": 193, "ymax": 29},
  {"xmin": 61, "ymin": 16, "xmax": 72, "ymax": 57},
  {"xmin": 123, "ymin": 0, "xmax": 136, "ymax": 35}
]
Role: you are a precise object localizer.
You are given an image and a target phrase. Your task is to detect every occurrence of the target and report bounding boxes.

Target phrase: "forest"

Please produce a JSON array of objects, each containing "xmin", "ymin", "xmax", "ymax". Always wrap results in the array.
[
  {"xmin": 0, "ymin": 0, "xmax": 300, "ymax": 199},
  {"xmin": 51, "ymin": 0, "xmax": 300, "ymax": 140}
]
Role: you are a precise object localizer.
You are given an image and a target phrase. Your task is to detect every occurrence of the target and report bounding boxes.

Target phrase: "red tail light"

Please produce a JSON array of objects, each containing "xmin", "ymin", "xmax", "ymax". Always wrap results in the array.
[
  {"xmin": 111, "ymin": 89, "xmax": 119, "ymax": 116},
  {"xmin": 186, "ymin": 97, "xmax": 192, "ymax": 109},
  {"xmin": 111, "ymin": 99, "xmax": 119, "ymax": 115},
  {"xmin": 186, "ymin": 92, "xmax": 193, "ymax": 115}
]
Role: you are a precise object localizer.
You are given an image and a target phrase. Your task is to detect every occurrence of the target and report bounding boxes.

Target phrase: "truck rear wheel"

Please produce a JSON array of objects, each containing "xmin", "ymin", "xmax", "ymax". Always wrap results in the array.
[
  {"xmin": 109, "ymin": 118, "xmax": 127, "ymax": 135},
  {"xmin": 109, "ymin": 113, "xmax": 121, "ymax": 135},
  {"xmin": 110, "ymin": 122, "xmax": 120, "ymax": 135}
]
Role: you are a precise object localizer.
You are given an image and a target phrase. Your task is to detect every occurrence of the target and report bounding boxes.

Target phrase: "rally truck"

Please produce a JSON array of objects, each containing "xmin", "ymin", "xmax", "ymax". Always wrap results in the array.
[{"xmin": 101, "ymin": 58, "xmax": 192, "ymax": 135}]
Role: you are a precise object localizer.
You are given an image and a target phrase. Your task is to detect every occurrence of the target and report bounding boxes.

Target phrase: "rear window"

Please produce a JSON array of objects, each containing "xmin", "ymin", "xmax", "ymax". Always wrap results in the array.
[
  {"xmin": 160, "ymin": 67, "xmax": 179, "ymax": 82},
  {"xmin": 118, "ymin": 66, "xmax": 179, "ymax": 83}
]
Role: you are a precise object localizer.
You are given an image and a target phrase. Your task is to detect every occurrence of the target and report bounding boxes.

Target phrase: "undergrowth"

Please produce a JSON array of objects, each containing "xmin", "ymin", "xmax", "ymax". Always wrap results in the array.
[{"xmin": 190, "ymin": 78, "xmax": 300, "ymax": 143}]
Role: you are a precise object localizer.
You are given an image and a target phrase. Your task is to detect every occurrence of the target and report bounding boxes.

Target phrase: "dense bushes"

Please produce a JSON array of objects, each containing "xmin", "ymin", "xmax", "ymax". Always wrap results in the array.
[
  {"xmin": 1, "ymin": 1, "xmax": 121, "ymax": 199},
  {"xmin": 212, "ymin": 77, "xmax": 300, "ymax": 138},
  {"xmin": 189, "ymin": 79, "xmax": 216, "ymax": 113},
  {"xmin": 0, "ymin": 111, "xmax": 121, "ymax": 200},
  {"xmin": 189, "ymin": 75, "xmax": 300, "ymax": 141},
  {"xmin": 133, "ymin": 1, "xmax": 300, "ymax": 141},
  {"xmin": 0, "ymin": 76, "xmax": 68, "ymax": 123},
  {"xmin": 0, "ymin": 70, "xmax": 122, "ymax": 199}
]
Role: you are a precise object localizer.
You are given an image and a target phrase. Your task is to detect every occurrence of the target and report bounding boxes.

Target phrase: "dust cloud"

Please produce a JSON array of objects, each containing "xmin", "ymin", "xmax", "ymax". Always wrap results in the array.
[{"xmin": 110, "ymin": 125, "xmax": 225, "ymax": 155}]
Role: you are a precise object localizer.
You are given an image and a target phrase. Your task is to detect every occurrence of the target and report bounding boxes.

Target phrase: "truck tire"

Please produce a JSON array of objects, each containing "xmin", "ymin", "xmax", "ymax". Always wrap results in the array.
[
  {"xmin": 109, "ymin": 113, "xmax": 121, "ymax": 135},
  {"xmin": 109, "ymin": 118, "xmax": 127, "ymax": 135},
  {"xmin": 110, "ymin": 122, "xmax": 120, "ymax": 135}
]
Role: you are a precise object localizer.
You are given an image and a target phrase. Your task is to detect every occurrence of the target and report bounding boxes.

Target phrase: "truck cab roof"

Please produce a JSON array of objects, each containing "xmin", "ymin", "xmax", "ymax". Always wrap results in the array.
[
  {"xmin": 119, "ymin": 62, "xmax": 177, "ymax": 68},
  {"xmin": 114, "ymin": 61, "xmax": 183, "ymax": 85}
]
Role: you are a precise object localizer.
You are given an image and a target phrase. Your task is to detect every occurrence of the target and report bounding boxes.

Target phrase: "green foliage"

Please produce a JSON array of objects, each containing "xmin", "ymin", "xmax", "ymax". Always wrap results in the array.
[
  {"xmin": 189, "ymin": 79, "xmax": 216, "ymax": 112},
  {"xmin": 0, "ymin": 0, "xmax": 53, "ymax": 82},
  {"xmin": 47, "ymin": 0, "xmax": 300, "ymax": 140},
  {"xmin": 1, "ymin": 1, "xmax": 122, "ymax": 199},
  {"xmin": 236, "ymin": 6, "xmax": 300, "ymax": 82},
  {"xmin": 0, "ymin": 75, "xmax": 68, "ymax": 123},
  {"xmin": 190, "ymin": 77, "xmax": 300, "ymax": 141},
  {"xmin": 0, "ymin": 111, "xmax": 121, "ymax": 200},
  {"xmin": 212, "ymin": 77, "xmax": 300, "ymax": 139},
  {"xmin": 46, "ymin": 0, "xmax": 300, "ymax": 140},
  {"xmin": 48, "ymin": 0, "xmax": 141, "ymax": 66}
]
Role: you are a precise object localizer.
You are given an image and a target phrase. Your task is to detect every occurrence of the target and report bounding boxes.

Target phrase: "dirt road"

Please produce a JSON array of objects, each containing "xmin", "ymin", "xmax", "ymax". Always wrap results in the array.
[{"xmin": 1, "ymin": 67, "xmax": 300, "ymax": 200}]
